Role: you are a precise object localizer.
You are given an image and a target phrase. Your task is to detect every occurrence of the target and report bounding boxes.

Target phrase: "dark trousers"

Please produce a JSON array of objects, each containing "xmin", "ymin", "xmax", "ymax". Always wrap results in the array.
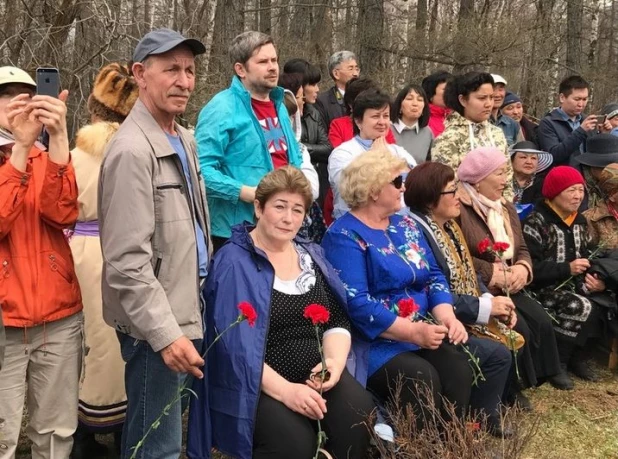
[
  {"xmin": 367, "ymin": 343, "xmax": 472, "ymax": 430},
  {"xmin": 253, "ymin": 370, "xmax": 374, "ymax": 459},
  {"xmin": 509, "ymin": 292, "xmax": 562, "ymax": 388},
  {"xmin": 557, "ymin": 303, "xmax": 604, "ymax": 363},
  {"xmin": 466, "ymin": 336, "xmax": 511, "ymax": 422}
]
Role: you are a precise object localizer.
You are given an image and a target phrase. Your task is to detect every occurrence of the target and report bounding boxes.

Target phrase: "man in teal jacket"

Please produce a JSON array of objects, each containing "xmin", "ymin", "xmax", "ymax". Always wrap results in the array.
[{"xmin": 195, "ymin": 31, "xmax": 302, "ymax": 250}]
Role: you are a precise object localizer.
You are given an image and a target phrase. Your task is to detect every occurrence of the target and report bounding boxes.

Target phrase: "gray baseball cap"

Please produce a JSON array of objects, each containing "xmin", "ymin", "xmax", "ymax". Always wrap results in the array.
[{"xmin": 133, "ymin": 28, "xmax": 206, "ymax": 63}]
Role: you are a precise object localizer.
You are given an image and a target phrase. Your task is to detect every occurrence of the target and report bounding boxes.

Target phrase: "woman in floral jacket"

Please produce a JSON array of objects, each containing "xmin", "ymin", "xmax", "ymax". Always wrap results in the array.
[
  {"xmin": 432, "ymin": 72, "xmax": 513, "ymax": 201},
  {"xmin": 322, "ymin": 147, "xmax": 473, "ymax": 430}
]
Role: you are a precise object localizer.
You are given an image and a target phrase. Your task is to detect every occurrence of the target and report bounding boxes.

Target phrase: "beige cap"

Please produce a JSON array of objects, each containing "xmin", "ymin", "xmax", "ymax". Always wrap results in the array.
[{"xmin": 0, "ymin": 67, "xmax": 36, "ymax": 88}]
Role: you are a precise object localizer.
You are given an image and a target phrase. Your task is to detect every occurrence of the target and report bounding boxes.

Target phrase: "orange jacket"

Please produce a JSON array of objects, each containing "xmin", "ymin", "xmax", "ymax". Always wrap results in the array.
[{"xmin": 0, "ymin": 147, "xmax": 82, "ymax": 327}]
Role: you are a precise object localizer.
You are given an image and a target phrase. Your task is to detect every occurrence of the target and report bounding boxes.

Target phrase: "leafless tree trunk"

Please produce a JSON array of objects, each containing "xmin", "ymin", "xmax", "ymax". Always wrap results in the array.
[
  {"xmin": 453, "ymin": 0, "xmax": 474, "ymax": 73},
  {"xmin": 566, "ymin": 0, "xmax": 583, "ymax": 73},
  {"xmin": 259, "ymin": 0, "xmax": 271, "ymax": 34},
  {"xmin": 358, "ymin": 0, "xmax": 385, "ymax": 77}
]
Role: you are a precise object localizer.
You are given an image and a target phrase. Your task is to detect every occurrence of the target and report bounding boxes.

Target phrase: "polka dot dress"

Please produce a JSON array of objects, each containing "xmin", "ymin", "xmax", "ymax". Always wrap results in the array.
[{"xmin": 265, "ymin": 267, "xmax": 350, "ymax": 383}]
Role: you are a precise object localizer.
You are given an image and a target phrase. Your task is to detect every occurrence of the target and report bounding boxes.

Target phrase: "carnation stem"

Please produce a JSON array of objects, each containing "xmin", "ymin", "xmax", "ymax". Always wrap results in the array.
[
  {"xmin": 421, "ymin": 312, "xmax": 485, "ymax": 387},
  {"xmin": 313, "ymin": 324, "xmax": 328, "ymax": 459},
  {"xmin": 500, "ymin": 259, "xmax": 521, "ymax": 384},
  {"xmin": 553, "ymin": 242, "xmax": 606, "ymax": 291},
  {"xmin": 129, "ymin": 316, "xmax": 244, "ymax": 459}
]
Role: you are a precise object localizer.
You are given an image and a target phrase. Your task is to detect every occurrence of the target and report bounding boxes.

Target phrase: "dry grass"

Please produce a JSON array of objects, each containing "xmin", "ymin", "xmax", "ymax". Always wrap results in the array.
[
  {"xmin": 520, "ymin": 366, "xmax": 618, "ymax": 459},
  {"xmin": 366, "ymin": 378, "xmax": 540, "ymax": 459},
  {"xmin": 16, "ymin": 359, "xmax": 618, "ymax": 459}
]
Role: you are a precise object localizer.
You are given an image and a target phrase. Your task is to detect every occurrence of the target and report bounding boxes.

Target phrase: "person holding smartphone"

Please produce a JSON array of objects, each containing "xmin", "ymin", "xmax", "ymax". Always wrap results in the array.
[
  {"xmin": 538, "ymin": 75, "xmax": 599, "ymax": 168},
  {"xmin": 0, "ymin": 66, "xmax": 83, "ymax": 458}
]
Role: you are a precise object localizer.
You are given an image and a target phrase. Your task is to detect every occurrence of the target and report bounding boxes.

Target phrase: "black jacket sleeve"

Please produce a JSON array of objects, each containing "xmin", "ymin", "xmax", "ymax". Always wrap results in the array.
[
  {"xmin": 301, "ymin": 107, "xmax": 333, "ymax": 164},
  {"xmin": 452, "ymin": 294, "xmax": 482, "ymax": 325}
]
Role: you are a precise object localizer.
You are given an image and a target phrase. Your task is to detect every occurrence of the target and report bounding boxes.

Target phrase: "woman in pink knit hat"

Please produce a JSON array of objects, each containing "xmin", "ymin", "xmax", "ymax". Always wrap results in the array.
[
  {"xmin": 522, "ymin": 166, "xmax": 615, "ymax": 384},
  {"xmin": 456, "ymin": 147, "xmax": 565, "ymax": 398}
]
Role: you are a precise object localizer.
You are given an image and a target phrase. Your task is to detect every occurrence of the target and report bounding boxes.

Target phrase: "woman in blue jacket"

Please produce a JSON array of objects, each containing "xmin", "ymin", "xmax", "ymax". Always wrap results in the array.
[
  {"xmin": 322, "ymin": 147, "xmax": 473, "ymax": 431},
  {"xmin": 188, "ymin": 166, "xmax": 374, "ymax": 459}
]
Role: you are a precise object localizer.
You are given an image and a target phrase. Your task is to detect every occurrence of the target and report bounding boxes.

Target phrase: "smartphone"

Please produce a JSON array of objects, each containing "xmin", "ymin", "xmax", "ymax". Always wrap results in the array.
[
  {"xmin": 596, "ymin": 115, "xmax": 607, "ymax": 125},
  {"xmin": 36, "ymin": 67, "xmax": 60, "ymax": 98}
]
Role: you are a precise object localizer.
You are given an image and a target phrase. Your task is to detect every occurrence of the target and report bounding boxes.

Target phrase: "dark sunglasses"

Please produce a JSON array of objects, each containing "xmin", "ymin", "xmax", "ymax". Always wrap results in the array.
[{"xmin": 390, "ymin": 175, "xmax": 404, "ymax": 189}]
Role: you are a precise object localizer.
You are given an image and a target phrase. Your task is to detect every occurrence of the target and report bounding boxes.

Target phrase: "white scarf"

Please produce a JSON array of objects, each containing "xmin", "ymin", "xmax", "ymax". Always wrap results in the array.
[{"xmin": 463, "ymin": 182, "xmax": 514, "ymax": 260}]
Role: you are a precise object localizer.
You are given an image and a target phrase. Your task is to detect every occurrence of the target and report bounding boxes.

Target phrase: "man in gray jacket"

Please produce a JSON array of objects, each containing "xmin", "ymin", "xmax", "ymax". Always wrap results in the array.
[{"xmin": 98, "ymin": 29, "xmax": 212, "ymax": 458}]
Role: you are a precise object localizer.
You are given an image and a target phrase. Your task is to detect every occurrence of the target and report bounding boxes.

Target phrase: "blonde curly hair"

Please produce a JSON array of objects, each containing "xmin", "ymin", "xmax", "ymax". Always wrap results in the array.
[{"xmin": 340, "ymin": 146, "xmax": 408, "ymax": 210}]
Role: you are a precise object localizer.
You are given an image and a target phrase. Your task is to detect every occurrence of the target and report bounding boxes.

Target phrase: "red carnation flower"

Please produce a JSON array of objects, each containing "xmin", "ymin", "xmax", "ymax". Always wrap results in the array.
[
  {"xmin": 492, "ymin": 241, "xmax": 510, "ymax": 255},
  {"xmin": 477, "ymin": 237, "xmax": 492, "ymax": 254},
  {"xmin": 238, "ymin": 301, "xmax": 257, "ymax": 327},
  {"xmin": 303, "ymin": 304, "xmax": 330, "ymax": 325},
  {"xmin": 397, "ymin": 298, "xmax": 420, "ymax": 319}
]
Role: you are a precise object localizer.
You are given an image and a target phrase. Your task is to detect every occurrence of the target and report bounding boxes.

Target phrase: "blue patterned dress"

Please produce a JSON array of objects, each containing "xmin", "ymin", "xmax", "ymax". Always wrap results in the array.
[{"xmin": 322, "ymin": 213, "xmax": 453, "ymax": 376}]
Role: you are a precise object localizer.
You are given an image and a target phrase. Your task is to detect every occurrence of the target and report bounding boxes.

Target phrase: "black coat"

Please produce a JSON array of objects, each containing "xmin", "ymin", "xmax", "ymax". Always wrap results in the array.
[
  {"xmin": 537, "ymin": 109, "xmax": 590, "ymax": 167},
  {"xmin": 517, "ymin": 172, "xmax": 546, "ymax": 206},
  {"xmin": 301, "ymin": 104, "xmax": 332, "ymax": 164},
  {"xmin": 315, "ymin": 85, "xmax": 346, "ymax": 130}
]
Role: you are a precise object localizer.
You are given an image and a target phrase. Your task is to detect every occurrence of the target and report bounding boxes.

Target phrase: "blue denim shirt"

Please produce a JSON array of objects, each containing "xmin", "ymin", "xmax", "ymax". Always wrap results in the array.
[
  {"xmin": 556, "ymin": 108, "xmax": 583, "ymax": 131},
  {"xmin": 493, "ymin": 113, "xmax": 520, "ymax": 146},
  {"xmin": 166, "ymin": 133, "xmax": 209, "ymax": 277}
]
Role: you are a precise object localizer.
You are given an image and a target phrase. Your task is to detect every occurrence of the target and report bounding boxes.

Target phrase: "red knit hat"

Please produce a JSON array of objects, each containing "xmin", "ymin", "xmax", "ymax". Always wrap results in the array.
[{"xmin": 542, "ymin": 166, "xmax": 585, "ymax": 199}]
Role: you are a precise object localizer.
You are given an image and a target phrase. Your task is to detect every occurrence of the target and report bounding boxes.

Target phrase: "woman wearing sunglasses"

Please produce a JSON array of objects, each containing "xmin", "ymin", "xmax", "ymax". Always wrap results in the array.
[{"xmin": 322, "ymin": 147, "xmax": 473, "ymax": 431}]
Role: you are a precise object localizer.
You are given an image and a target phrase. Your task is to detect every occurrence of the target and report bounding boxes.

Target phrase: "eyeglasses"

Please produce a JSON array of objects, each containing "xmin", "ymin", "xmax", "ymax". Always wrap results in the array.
[
  {"xmin": 390, "ymin": 175, "xmax": 404, "ymax": 189},
  {"xmin": 440, "ymin": 188, "xmax": 457, "ymax": 196}
]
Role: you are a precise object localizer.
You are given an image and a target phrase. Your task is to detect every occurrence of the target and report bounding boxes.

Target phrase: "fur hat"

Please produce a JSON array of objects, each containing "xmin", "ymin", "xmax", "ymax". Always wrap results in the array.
[
  {"xmin": 599, "ymin": 163, "xmax": 618, "ymax": 197},
  {"xmin": 87, "ymin": 63, "xmax": 138, "ymax": 123}
]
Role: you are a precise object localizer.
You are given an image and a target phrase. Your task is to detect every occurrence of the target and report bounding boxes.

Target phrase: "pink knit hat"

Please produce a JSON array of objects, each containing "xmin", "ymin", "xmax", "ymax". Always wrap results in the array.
[{"xmin": 457, "ymin": 147, "xmax": 507, "ymax": 184}]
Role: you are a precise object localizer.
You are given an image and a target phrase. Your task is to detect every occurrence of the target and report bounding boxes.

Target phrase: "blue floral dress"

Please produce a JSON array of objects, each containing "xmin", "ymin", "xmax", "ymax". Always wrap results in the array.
[{"xmin": 322, "ymin": 213, "xmax": 453, "ymax": 376}]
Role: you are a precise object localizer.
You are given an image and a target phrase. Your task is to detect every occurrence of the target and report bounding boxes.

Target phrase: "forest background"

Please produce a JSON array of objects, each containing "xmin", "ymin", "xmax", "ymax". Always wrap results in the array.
[{"xmin": 3, "ymin": 0, "xmax": 618, "ymax": 137}]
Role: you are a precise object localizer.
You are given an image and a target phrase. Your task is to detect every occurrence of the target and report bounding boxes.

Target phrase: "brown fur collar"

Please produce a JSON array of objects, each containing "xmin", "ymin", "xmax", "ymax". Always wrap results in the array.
[{"xmin": 74, "ymin": 121, "xmax": 119, "ymax": 158}]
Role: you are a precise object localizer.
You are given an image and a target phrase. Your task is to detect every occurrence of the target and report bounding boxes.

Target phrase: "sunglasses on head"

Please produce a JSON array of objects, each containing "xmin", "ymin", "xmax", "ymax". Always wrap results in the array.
[{"xmin": 391, "ymin": 175, "xmax": 404, "ymax": 189}]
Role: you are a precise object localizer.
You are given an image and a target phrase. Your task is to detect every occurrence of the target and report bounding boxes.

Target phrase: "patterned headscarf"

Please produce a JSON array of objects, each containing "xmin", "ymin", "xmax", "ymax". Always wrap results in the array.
[{"xmin": 599, "ymin": 163, "xmax": 618, "ymax": 197}]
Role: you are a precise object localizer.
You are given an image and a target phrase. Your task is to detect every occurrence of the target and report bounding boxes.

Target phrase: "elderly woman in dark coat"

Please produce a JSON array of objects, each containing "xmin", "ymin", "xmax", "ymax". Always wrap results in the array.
[{"xmin": 523, "ymin": 166, "xmax": 613, "ymax": 383}]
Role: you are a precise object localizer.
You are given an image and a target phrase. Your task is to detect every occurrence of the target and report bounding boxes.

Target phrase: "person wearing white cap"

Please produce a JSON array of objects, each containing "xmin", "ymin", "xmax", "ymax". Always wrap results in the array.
[
  {"xmin": 0, "ymin": 66, "xmax": 84, "ymax": 457},
  {"xmin": 510, "ymin": 140, "xmax": 553, "ymax": 204},
  {"xmin": 490, "ymin": 74, "xmax": 523, "ymax": 146},
  {"xmin": 490, "ymin": 74, "xmax": 508, "ymax": 113}
]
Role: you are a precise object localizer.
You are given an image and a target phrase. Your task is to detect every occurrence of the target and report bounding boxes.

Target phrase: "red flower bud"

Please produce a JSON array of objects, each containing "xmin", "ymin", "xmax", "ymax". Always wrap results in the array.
[
  {"xmin": 492, "ymin": 241, "xmax": 510, "ymax": 254},
  {"xmin": 397, "ymin": 298, "xmax": 420, "ymax": 319},
  {"xmin": 303, "ymin": 304, "xmax": 330, "ymax": 325},
  {"xmin": 238, "ymin": 301, "xmax": 258, "ymax": 327},
  {"xmin": 477, "ymin": 237, "xmax": 492, "ymax": 254}
]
